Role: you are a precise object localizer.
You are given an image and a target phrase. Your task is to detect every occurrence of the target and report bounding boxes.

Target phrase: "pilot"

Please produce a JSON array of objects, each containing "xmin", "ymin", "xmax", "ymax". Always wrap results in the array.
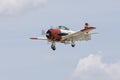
[{"xmin": 84, "ymin": 23, "xmax": 89, "ymax": 29}]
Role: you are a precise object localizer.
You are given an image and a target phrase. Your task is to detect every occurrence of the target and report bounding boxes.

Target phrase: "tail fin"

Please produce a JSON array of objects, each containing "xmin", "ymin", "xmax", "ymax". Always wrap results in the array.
[
  {"xmin": 84, "ymin": 23, "xmax": 89, "ymax": 29},
  {"xmin": 81, "ymin": 23, "xmax": 96, "ymax": 32}
]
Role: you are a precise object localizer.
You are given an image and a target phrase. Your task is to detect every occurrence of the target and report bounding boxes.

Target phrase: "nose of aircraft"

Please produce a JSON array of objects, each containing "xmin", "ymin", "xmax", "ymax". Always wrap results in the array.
[{"xmin": 46, "ymin": 30, "xmax": 52, "ymax": 39}]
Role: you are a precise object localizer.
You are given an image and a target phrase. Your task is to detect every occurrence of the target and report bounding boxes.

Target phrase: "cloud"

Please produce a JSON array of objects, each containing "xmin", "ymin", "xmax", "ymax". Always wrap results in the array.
[
  {"xmin": 0, "ymin": 0, "xmax": 47, "ymax": 15},
  {"xmin": 72, "ymin": 54, "xmax": 120, "ymax": 80}
]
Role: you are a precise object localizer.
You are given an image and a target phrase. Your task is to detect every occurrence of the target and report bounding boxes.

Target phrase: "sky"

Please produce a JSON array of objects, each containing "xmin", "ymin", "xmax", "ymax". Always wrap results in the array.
[{"xmin": 0, "ymin": 0, "xmax": 120, "ymax": 80}]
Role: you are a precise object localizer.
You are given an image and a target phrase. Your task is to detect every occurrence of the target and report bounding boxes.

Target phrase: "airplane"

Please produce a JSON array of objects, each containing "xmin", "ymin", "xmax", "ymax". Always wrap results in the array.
[{"xmin": 30, "ymin": 23, "xmax": 97, "ymax": 50}]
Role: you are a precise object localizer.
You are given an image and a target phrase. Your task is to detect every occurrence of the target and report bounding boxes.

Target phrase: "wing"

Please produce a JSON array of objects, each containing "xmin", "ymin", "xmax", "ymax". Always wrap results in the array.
[
  {"xmin": 61, "ymin": 27, "xmax": 96, "ymax": 42},
  {"xmin": 30, "ymin": 37, "xmax": 47, "ymax": 40}
]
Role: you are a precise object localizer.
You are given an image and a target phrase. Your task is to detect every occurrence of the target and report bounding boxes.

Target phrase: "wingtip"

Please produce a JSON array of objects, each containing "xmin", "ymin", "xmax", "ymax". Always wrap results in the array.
[{"xmin": 30, "ymin": 38, "xmax": 38, "ymax": 40}]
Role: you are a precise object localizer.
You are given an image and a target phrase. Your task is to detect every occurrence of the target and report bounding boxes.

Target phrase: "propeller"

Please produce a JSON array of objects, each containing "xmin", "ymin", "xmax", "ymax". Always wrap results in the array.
[
  {"xmin": 50, "ymin": 26, "xmax": 53, "ymax": 29},
  {"xmin": 41, "ymin": 29, "xmax": 51, "ymax": 45},
  {"xmin": 41, "ymin": 29, "xmax": 46, "ymax": 35}
]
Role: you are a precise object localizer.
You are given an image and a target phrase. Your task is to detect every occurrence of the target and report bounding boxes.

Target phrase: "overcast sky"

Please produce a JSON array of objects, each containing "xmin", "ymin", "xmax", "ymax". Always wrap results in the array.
[{"xmin": 0, "ymin": 0, "xmax": 120, "ymax": 80}]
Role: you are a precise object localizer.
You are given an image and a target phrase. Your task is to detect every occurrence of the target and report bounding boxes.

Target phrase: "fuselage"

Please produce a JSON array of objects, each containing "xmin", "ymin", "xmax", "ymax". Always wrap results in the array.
[{"xmin": 46, "ymin": 28, "xmax": 75, "ymax": 42}]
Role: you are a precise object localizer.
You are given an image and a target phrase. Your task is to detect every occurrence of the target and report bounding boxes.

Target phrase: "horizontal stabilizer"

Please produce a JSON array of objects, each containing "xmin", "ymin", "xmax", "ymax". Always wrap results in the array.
[{"xmin": 81, "ymin": 27, "xmax": 96, "ymax": 32}]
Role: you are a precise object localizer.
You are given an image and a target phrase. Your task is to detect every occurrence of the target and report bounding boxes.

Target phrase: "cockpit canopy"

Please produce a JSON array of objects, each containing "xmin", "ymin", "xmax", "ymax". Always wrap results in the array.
[{"xmin": 58, "ymin": 26, "xmax": 69, "ymax": 30}]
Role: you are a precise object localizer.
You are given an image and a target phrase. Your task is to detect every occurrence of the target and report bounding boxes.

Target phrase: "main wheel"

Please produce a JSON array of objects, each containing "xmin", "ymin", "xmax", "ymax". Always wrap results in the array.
[
  {"xmin": 51, "ymin": 45, "xmax": 56, "ymax": 50},
  {"xmin": 71, "ymin": 44, "xmax": 75, "ymax": 47}
]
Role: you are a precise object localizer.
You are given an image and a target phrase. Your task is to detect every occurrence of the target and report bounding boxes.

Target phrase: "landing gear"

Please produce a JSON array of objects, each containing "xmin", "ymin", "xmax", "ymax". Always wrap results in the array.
[
  {"xmin": 51, "ymin": 45, "xmax": 56, "ymax": 50},
  {"xmin": 51, "ymin": 42, "xmax": 56, "ymax": 50},
  {"xmin": 71, "ymin": 41, "xmax": 75, "ymax": 47},
  {"xmin": 71, "ymin": 44, "xmax": 75, "ymax": 47}
]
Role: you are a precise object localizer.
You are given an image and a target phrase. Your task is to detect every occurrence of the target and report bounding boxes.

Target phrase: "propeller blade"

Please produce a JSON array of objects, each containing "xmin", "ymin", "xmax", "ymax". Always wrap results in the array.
[{"xmin": 41, "ymin": 29, "xmax": 46, "ymax": 35}]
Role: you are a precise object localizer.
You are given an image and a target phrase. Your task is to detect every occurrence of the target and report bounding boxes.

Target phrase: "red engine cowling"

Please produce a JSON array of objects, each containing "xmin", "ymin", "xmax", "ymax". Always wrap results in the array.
[{"xmin": 46, "ymin": 29, "xmax": 62, "ymax": 41}]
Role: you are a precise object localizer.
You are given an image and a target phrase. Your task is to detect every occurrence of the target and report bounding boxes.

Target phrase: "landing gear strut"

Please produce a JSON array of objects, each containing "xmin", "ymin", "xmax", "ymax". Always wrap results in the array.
[{"xmin": 51, "ymin": 42, "xmax": 56, "ymax": 50}]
